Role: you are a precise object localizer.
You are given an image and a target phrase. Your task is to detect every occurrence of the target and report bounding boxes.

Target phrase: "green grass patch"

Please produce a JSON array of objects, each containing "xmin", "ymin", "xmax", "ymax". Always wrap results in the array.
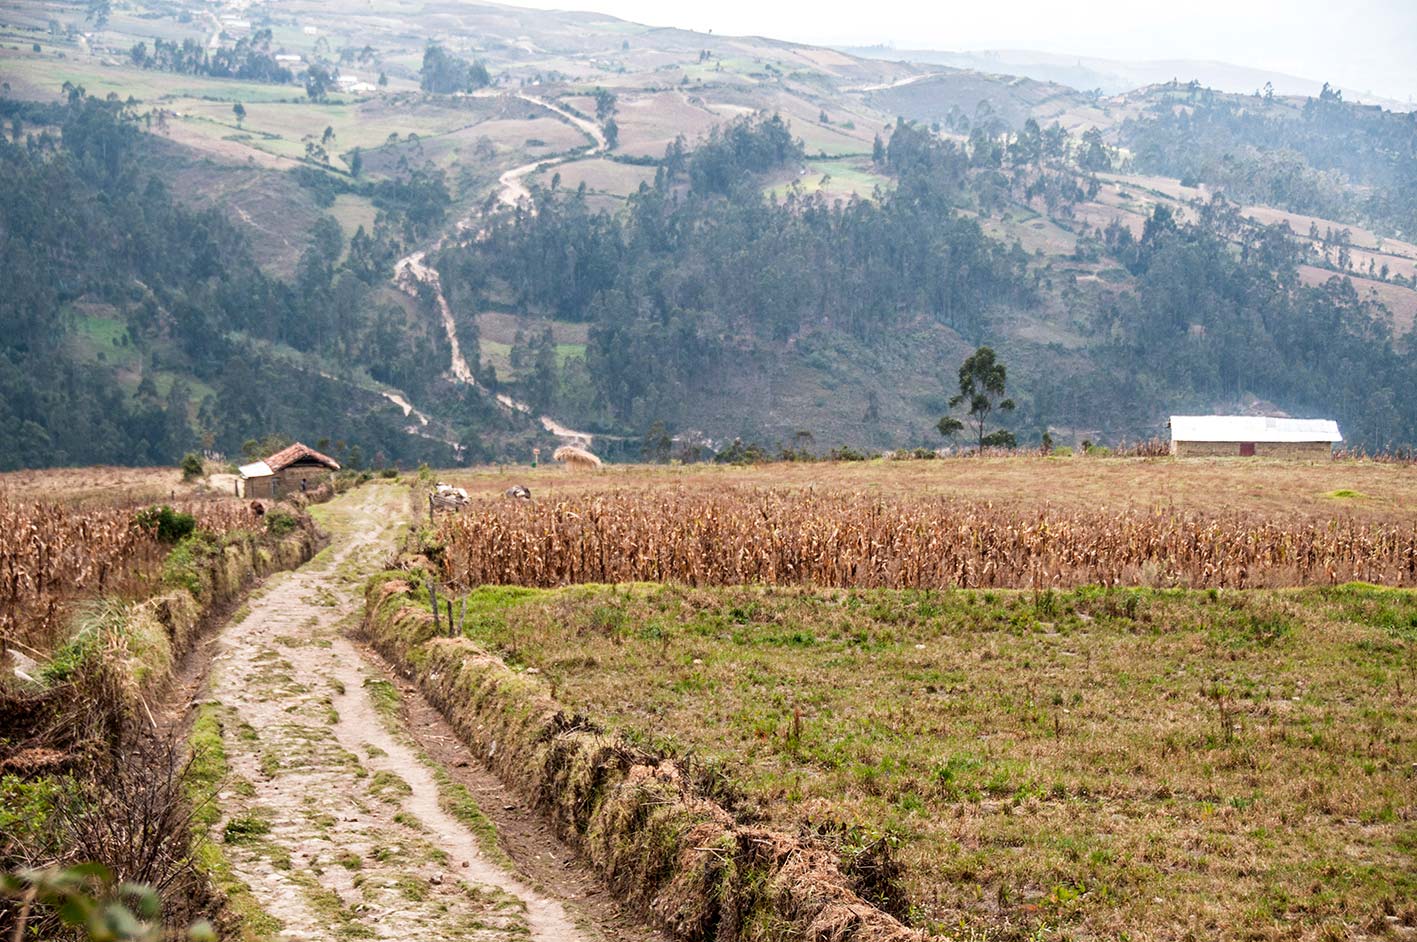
[
  {"xmin": 443, "ymin": 582, "xmax": 1417, "ymax": 940},
  {"xmin": 430, "ymin": 767, "xmax": 512, "ymax": 870},
  {"xmin": 362, "ymin": 677, "xmax": 401, "ymax": 722},
  {"xmin": 367, "ymin": 769, "xmax": 413, "ymax": 803}
]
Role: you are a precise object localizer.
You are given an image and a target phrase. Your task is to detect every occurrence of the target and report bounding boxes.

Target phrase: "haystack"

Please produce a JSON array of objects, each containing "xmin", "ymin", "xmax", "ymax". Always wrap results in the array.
[{"xmin": 553, "ymin": 444, "xmax": 602, "ymax": 470}]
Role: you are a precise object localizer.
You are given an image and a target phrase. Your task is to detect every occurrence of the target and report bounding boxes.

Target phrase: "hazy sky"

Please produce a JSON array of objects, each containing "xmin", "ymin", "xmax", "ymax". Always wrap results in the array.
[{"xmin": 514, "ymin": 0, "xmax": 1417, "ymax": 101}]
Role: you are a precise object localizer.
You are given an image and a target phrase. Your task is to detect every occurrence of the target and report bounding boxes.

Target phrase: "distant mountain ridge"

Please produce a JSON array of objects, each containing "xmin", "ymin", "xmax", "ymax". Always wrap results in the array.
[{"xmin": 839, "ymin": 46, "xmax": 1414, "ymax": 112}]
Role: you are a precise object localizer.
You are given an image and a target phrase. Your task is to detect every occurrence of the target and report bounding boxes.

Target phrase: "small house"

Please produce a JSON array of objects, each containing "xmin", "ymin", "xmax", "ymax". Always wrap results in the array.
[
  {"xmin": 238, "ymin": 442, "xmax": 341, "ymax": 498},
  {"xmin": 1169, "ymin": 415, "xmax": 1342, "ymax": 458}
]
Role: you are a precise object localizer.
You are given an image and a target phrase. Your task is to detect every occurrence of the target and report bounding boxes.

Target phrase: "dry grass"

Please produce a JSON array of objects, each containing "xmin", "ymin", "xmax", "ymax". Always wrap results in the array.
[
  {"xmin": 449, "ymin": 581, "xmax": 1417, "ymax": 941},
  {"xmin": 438, "ymin": 456, "xmax": 1417, "ymax": 522},
  {"xmin": 0, "ymin": 466, "xmax": 210, "ymax": 510}
]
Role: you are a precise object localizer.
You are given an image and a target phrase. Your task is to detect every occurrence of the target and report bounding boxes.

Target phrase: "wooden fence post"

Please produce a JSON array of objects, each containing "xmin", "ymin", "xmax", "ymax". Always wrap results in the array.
[{"xmin": 429, "ymin": 579, "xmax": 440, "ymax": 633}]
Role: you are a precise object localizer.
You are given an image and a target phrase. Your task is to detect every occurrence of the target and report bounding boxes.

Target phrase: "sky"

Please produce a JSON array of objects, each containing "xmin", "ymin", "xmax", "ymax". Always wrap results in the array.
[{"xmin": 512, "ymin": 0, "xmax": 1417, "ymax": 102}]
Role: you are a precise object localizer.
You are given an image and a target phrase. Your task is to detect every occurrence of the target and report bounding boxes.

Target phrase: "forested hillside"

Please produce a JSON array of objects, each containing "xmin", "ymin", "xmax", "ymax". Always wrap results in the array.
[
  {"xmin": 1120, "ymin": 83, "xmax": 1417, "ymax": 240},
  {"xmin": 0, "ymin": 94, "xmax": 482, "ymax": 470},
  {"xmin": 3, "ymin": 0, "xmax": 1417, "ymax": 463},
  {"xmin": 435, "ymin": 116, "xmax": 1031, "ymax": 430},
  {"xmin": 433, "ymin": 111, "xmax": 1417, "ymax": 448}
]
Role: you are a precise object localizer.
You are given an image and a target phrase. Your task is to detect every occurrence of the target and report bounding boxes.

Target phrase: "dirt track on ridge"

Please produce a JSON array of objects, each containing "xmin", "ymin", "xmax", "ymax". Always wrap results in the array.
[{"xmin": 198, "ymin": 484, "xmax": 663, "ymax": 941}]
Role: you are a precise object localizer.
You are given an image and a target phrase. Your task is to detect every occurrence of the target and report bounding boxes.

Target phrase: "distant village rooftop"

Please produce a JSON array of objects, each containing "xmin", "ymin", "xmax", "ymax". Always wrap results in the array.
[{"xmin": 1169, "ymin": 415, "xmax": 1342, "ymax": 458}]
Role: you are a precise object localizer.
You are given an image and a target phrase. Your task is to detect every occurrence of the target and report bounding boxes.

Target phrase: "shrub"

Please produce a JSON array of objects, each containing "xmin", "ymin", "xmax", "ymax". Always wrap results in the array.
[
  {"xmin": 133, "ymin": 505, "xmax": 196, "ymax": 543},
  {"xmin": 161, "ymin": 532, "xmax": 218, "ymax": 597},
  {"xmin": 715, "ymin": 439, "xmax": 770, "ymax": 465},
  {"xmin": 264, "ymin": 509, "xmax": 299, "ymax": 536},
  {"xmin": 179, "ymin": 453, "xmax": 204, "ymax": 481}
]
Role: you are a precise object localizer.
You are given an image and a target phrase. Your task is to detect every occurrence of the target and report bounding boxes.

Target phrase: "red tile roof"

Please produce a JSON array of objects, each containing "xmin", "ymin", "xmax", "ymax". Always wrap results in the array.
[{"xmin": 264, "ymin": 442, "xmax": 341, "ymax": 472}]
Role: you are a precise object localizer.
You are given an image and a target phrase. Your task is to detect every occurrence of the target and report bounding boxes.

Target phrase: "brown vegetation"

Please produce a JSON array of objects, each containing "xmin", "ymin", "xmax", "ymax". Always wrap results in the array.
[
  {"xmin": 439, "ymin": 455, "xmax": 1417, "ymax": 521},
  {"xmin": 437, "ymin": 488, "xmax": 1417, "ymax": 591},
  {"xmin": 0, "ymin": 498, "xmax": 261, "ymax": 653}
]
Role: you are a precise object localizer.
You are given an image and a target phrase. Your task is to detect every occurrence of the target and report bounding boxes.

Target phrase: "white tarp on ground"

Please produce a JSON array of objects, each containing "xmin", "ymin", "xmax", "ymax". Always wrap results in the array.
[
  {"xmin": 1169, "ymin": 415, "xmax": 1343, "ymax": 443},
  {"xmin": 239, "ymin": 461, "xmax": 274, "ymax": 479}
]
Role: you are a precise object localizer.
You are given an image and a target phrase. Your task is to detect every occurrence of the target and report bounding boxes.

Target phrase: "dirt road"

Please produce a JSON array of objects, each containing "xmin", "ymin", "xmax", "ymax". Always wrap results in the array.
[
  {"xmin": 198, "ymin": 485, "xmax": 650, "ymax": 941},
  {"xmin": 390, "ymin": 88, "xmax": 602, "ymax": 448}
]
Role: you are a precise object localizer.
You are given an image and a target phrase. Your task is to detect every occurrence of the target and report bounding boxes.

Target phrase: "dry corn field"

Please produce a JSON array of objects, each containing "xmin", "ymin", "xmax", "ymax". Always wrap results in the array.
[
  {"xmin": 438, "ymin": 489, "xmax": 1417, "ymax": 590},
  {"xmin": 0, "ymin": 498, "xmax": 261, "ymax": 651}
]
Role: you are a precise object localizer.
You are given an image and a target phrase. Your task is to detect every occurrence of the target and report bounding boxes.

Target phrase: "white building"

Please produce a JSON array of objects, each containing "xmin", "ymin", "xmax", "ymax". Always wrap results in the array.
[{"xmin": 1168, "ymin": 415, "xmax": 1342, "ymax": 458}]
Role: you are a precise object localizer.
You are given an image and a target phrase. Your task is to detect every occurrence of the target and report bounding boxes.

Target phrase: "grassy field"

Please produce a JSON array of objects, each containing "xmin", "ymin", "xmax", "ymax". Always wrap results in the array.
[
  {"xmin": 766, "ymin": 157, "xmax": 893, "ymax": 202},
  {"xmin": 447, "ymin": 579, "xmax": 1416, "ymax": 940},
  {"xmin": 418, "ymin": 458, "xmax": 1417, "ymax": 938}
]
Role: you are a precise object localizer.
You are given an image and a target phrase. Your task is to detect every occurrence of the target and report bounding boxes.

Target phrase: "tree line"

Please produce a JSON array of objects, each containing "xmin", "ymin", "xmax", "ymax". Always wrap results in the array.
[
  {"xmin": 128, "ymin": 29, "xmax": 294, "ymax": 85},
  {"xmin": 1120, "ymin": 84, "xmax": 1417, "ymax": 241}
]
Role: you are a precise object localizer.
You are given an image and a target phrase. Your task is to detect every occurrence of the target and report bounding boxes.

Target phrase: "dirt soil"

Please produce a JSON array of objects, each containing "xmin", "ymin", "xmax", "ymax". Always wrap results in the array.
[{"xmin": 196, "ymin": 483, "xmax": 667, "ymax": 941}]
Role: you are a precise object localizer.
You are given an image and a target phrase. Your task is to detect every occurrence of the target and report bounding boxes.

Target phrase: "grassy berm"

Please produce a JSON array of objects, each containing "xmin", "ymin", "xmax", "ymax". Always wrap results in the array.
[{"xmin": 449, "ymin": 580, "xmax": 1417, "ymax": 941}]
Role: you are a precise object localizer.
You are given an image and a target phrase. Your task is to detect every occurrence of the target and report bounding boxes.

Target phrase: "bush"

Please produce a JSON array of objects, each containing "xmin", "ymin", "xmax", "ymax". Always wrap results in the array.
[
  {"xmin": 264, "ymin": 509, "xmax": 299, "ymax": 536},
  {"xmin": 179, "ymin": 453, "xmax": 204, "ymax": 481},
  {"xmin": 161, "ymin": 532, "xmax": 218, "ymax": 597},
  {"xmin": 133, "ymin": 505, "xmax": 196, "ymax": 543},
  {"xmin": 715, "ymin": 439, "xmax": 769, "ymax": 465},
  {"xmin": 379, "ymin": 467, "xmax": 399, "ymax": 478}
]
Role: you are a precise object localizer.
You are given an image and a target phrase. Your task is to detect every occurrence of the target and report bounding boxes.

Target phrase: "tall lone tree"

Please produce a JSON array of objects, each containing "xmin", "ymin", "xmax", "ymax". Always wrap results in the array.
[{"xmin": 938, "ymin": 346, "xmax": 1016, "ymax": 451}]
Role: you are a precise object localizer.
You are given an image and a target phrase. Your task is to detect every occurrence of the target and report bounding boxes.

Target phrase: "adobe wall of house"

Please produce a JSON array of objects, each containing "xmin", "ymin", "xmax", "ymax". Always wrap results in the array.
[
  {"xmin": 274, "ymin": 465, "xmax": 334, "ymax": 497},
  {"xmin": 1173, "ymin": 441, "xmax": 1331, "ymax": 458},
  {"xmin": 1254, "ymin": 441, "xmax": 1332, "ymax": 459},
  {"xmin": 239, "ymin": 476, "xmax": 277, "ymax": 499},
  {"xmin": 1173, "ymin": 440, "xmax": 1240, "ymax": 457}
]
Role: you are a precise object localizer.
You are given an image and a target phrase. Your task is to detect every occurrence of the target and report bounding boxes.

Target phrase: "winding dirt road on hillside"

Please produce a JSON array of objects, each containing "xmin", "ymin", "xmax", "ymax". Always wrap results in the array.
[
  {"xmin": 392, "ymin": 90, "xmax": 605, "ymax": 447},
  {"xmin": 489, "ymin": 93, "xmax": 607, "ymax": 208},
  {"xmin": 197, "ymin": 485, "xmax": 658, "ymax": 941}
]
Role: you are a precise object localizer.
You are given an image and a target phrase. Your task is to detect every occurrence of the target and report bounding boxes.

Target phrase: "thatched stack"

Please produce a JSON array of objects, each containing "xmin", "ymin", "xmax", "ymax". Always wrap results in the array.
[{"xmin": 553, "ymin": 445, "xmax": 602, "ymax": 470}]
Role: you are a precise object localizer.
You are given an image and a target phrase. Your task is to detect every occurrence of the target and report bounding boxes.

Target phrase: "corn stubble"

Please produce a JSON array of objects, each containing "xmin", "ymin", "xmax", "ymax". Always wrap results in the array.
[{"xmin": 440, "ymin": 489, "xmax": 1417, "ymax": 590}]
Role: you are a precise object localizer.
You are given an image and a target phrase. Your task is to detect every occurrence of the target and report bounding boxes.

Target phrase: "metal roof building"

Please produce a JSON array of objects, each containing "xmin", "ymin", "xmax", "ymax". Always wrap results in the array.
[{"xmin": 1168, "ymin": 415, "xmax": 1342, "ymax": 458}]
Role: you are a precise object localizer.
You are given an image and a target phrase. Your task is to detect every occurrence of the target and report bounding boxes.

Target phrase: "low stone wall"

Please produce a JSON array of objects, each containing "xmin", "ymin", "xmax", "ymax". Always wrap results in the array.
[{"xmin": 362, "ymin": 571, "xmax": 928, "ymax": 942}]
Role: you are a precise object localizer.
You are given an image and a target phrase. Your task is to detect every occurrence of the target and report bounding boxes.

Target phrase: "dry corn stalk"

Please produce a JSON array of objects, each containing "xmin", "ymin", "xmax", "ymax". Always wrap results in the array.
[
  {"xmin": 0, "ymin": 498, "xmax": 259, "ymax": 652},
  {"xmin": 437, "ymin": 488, "xmax": 1417, "ymax": 590}
]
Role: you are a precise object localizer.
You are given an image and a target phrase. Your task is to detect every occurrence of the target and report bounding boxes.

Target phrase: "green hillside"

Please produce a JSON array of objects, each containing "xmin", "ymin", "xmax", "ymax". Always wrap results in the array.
[{"xmin": 2, "ymin": 0, "xmax": 1416, "ymax": 464}]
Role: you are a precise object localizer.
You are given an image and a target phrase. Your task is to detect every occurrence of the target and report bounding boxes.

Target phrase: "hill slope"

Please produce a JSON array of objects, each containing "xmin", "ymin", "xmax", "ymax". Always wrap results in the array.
[{"xmin": 3, "ymin": 0, "xmax": 1417, "ymax": 461}]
